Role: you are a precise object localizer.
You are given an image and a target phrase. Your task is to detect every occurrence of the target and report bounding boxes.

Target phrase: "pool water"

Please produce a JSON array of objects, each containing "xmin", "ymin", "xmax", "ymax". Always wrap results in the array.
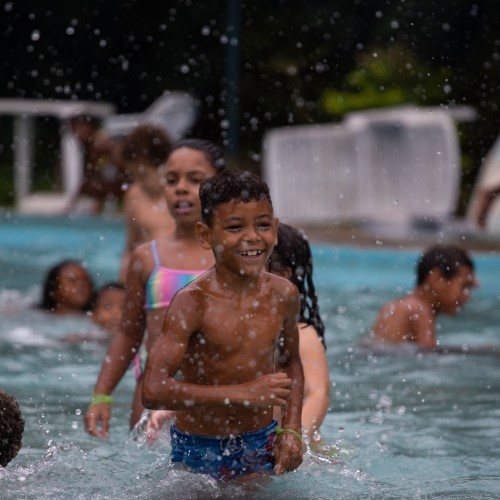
[{"xmin": 1, "ymin": 214, "xmax": 500, "ymax": 498}]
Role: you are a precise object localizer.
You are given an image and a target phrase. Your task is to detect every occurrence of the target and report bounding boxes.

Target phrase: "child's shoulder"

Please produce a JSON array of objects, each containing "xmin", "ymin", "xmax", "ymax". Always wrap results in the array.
[
  {"xmin": 382, "ymin": 293, "xmax": 424, "ymax": 314},
  {"xmin": 263, "ymin": 271, "xmax": 300, "ymax": 299}
]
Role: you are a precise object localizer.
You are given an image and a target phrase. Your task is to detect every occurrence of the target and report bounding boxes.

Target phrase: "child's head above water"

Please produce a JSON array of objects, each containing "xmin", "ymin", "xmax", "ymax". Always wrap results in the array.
[
  {"xmin": 90, "ymin": 282, "xmax": 126, "ymax": 335},
  {"xmin": 199, "ymin": 169, "xmax": 273, "ymax": 226},
  {"xmin": 416, "ymin": 244, "xmax": 478, "ymax": 315},
  {"xmin": 40, "ymin": 260, "xmax": 94, "ymax": 314},
  {"xmin": 0, "ymin": 388, "xmax": 24, "ymax": 467},
  {"xmin": 269, "ymin": 223, "xmax": 325, "ymax": 346},
  {"xmin": 417, "ymin": 245, "xmax": 475, "ymax": 285}
]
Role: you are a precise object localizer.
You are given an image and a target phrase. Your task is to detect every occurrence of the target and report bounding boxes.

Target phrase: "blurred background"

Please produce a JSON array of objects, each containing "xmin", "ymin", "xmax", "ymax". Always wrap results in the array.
[{"xmin": 0, "ymin": 0, "xmax": 499, "ymax": 221}]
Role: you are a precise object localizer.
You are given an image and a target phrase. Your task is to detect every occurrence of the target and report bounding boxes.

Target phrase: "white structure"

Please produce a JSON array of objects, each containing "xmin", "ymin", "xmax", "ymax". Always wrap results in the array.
[
  {"xmin": 0, "ymin": 92, "xmax": 197, "ymax": 214},
  {"xmin": 0, "ymin": 99, "xmax": 115, "ymax": 213},
  {"xmin": 467, "ymin": 135, "xmax": 500, "ymax": 233},
  {"xmin": 263, "ymin": 106, "xmax": 473, "ymax": 228}
]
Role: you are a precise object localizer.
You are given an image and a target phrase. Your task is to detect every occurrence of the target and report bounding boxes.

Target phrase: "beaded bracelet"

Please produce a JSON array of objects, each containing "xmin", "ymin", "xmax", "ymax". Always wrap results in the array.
[
  {"xmin": 275, "ymin": 426, "xmax": 303, "ymax": 443},
  {"xmin": 89, "ymin": 393, "xmax": 113, "ymax": 407}
]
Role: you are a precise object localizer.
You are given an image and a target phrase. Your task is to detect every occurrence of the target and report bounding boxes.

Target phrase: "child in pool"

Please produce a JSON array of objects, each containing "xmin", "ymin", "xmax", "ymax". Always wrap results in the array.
[
  {"xmin": 144, "ymin": 223, "xmax": 330, "ymax": 446},
  {"xmin": 141, "ymin": 170, "xmax": 304, "ymax": 480},
  {"xmin": 268, "ymin": 223, "xmax": 330, "ymax": 446},
  {"xmin": 39, "ymin": 260, "xmax": 94, "ymax": 315},
  {"xmin": 0, "ymin": 388, "xmax": 24, "ymax": 467},
  {"xmin": 62, "ymin": 282, "xmax": 126, "ymax": 344},
  {"xmin": 370, "ymin": 245, "xmax": 479, "ymax": 349},
  {"xmin": 119, "ymin": 124, "xmax": 175, "ymax": 282},
  {"xmin": 66, "ymin": 114, "xmax": 127, "ymax": 214},
  {"xmin": 84, "ymin": 139, "xmax": 225, "ymax": 437}
]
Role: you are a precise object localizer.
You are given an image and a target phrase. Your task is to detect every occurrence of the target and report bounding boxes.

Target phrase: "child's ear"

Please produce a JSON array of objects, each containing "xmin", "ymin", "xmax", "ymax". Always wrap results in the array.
[{"xmin": 196, "ymin": 221, "xmax": 213, "ymax": 250}]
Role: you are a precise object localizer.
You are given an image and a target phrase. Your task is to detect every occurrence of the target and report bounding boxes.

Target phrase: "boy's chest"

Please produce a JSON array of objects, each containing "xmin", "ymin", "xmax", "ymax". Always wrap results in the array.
[{"xmin": 194, "ymin": 293, "xmax": 285, "ymax": 354}]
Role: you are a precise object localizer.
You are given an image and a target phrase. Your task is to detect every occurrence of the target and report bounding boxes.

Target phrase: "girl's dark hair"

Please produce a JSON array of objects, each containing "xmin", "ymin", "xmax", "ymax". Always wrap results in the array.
[
  {"xmin": 199, "ymin": 170, "xmax": 272, "ymax": 226},
  {"xmin": 416, "ymin": 245, "xmax": 474, "ymax": 286},
  {"xmin": 172, "ymin": 138, "xmax": 226, "ymax": 173},
  {"xmin": 90, "ymin": 281, "xmax": 126, "ymax": 311},
  {"xmin": 39, "ymin": 260, "xmax": 94, "ymax": 312},
  {"xmin": 269, "ymin": 223, "xmax": 326, "ymax": 348}
]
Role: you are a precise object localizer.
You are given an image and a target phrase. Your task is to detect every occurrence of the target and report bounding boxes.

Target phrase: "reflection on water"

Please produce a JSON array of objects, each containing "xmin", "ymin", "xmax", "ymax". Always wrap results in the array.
[{"xmin": 1, "ymin": 214, "xmax": 500, "ymax": 498}]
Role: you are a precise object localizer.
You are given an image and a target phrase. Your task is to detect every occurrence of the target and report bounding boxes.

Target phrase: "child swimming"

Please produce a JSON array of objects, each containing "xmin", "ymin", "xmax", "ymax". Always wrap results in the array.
[
  {"xmin": 142, "ymin": 170, "xmax": 304, "ymax": 480},
  {"xmin": 370, "ymin": 245, "xmax": 479, "ymax": 349},
  {"xmin": 39, "ymin": 260, "xmax": 94, "ymax": 315}
]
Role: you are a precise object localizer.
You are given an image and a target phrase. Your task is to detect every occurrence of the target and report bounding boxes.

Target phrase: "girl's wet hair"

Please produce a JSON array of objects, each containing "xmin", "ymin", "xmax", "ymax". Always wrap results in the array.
[
  {"xmin": 199, "ymin": 170, "xmax": 272, "ymax": 226},
  {"xmin": 269, "ymin": 223, "xmax": 326, "ymax": 348},
  {"xmin": 171, "ymin": 138, "xmax": 226, "ymax": 173},
  {"xmin": 39, "ymin": 259, "xmax": 94, "ymax": 312},
  {"xmin": 416, "ymin": 245, "xmax": 474, "ymax": 286}
]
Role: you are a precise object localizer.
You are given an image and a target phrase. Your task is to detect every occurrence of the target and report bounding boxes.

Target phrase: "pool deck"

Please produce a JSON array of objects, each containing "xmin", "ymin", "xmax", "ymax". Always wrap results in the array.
[{"xmin": 296, "ymin": 220, "xmax": 500, "ymax": 252}]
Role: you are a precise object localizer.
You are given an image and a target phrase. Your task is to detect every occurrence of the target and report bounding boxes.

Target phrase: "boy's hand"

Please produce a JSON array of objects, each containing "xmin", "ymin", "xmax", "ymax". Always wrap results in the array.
[
  {"xmin": 273, "ymin": 432, "xmax": 304, "ymax": 474},
  {"xmin": 244, "ymin": 373, "xmax": 292, "ymax": 407},
  {"xmin": 84, "ymin": 404, "xmax": 110, "ymax": 439},
  {"xmin": 145, "ymin": 410, "xmax": 176, "ymax": 445}
]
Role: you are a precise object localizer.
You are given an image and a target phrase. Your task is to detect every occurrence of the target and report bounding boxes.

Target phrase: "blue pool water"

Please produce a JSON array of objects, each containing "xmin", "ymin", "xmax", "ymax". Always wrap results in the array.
[{"xmin": 1, "ymin": 213, "xmax": 500, "ymax": 498}]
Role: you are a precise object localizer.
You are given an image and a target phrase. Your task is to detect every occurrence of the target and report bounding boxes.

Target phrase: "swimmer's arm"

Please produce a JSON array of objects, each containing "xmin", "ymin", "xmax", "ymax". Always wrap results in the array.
[
  {"xmin": 299, "ymin": 325, "xmax": 330, "ymax": 440},
  {"xmin": 142, "ymin": 291, "xmax": 293, "ymax": 410},
  {"xmin": 93, "ymin": 251, "xmax": 146, "ymax": 395},
  {"xmin": 276, "ymin": 288, "xmax": 303, "ymax": 433},
  {"xmin": 274, "ymin": 287, "xmax": 304, "ymax": 474},
  {"xmin": 412, "ymin": 313, "xmax": 437, "ymax": 349},
  {"xmin": 119, "ymin": 189, "xmax": 140, "ymax": 282}
]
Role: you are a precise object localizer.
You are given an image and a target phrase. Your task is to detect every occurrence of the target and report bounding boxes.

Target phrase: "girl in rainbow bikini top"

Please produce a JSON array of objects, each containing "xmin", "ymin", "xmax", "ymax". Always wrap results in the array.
[
  {"xmin": 84, "ymin": 139, "xmax": 224, "ymax": 438},
  {"xmin": 131, "ymin": 239, "xmax": 204, "ymax": 379}
]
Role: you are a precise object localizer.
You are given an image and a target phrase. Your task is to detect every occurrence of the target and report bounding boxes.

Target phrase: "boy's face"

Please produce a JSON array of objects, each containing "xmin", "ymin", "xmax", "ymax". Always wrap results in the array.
[
  {"xmin": 199, "ymin": 199, "xmax": 278, "ymax": 277},
  {"xmin": 432, "ymin": 265, "xmax": 479, "ymax": 315},
  {"xmin": 92, "ymin": 289, "xmax": 125, "ymax": 334}
]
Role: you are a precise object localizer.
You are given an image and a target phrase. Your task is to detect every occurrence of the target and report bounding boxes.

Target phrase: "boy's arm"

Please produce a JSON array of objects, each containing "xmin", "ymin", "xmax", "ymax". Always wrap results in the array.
[
  {"xmin": 142, "ymin": 290, "xmax": 293, "ymax": 410},
  {"xmin": 274, "ymin": 286, "xmax": 304, "ymax": 474},
  {"xmin": 84, "ymin": 251, "xmax": 147, "ymax": 438}
]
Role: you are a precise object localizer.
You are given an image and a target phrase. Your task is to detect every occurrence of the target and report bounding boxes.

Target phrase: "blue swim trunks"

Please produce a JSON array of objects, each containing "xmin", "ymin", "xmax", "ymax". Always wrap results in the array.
[{"xmin": 170, "ymin": 420, "xmax": 278, "ymax": 481}]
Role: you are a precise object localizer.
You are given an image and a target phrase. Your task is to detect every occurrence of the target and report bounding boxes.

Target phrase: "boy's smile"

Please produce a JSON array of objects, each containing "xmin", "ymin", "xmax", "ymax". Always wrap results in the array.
[{"xmin": 203, "ymin": 199, "xmax": 278, "ymax": 278}]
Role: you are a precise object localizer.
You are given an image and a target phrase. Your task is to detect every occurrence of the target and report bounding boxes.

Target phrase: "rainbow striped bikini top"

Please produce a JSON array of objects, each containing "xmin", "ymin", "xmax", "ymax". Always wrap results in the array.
[{"xmin": 144, "ymin": 240, "xmax": 205, "ymax": 310}]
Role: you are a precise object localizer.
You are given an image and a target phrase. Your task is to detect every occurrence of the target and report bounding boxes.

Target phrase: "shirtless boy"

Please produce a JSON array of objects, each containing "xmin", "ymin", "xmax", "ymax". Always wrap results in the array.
[
  {"xmin": 142, "ymin": 170, "xmax": 304, "ymax": 480},
  {"xmin": 371, "ymin": 245, "xmax": 479, "ymax": 349}
]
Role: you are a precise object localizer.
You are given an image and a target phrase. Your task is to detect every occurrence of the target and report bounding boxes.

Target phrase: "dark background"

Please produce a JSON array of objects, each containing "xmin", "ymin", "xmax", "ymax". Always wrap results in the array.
[{"xmin": 1, "ymin": 0, "xmax": 499, "ymax": 212}]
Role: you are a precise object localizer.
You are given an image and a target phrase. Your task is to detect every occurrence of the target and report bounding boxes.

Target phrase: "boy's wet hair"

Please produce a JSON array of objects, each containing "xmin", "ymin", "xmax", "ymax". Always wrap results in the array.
[
  {"xmin": 416, "ymin": 245, "xmax": 474, "ymax": 286},
  {"xmin": 171, "ymin": 138, "xmax": 226, "ymax": 173},
  {"xmin": 39, "ymin": 260, "xmax": 94, "ymax": 312},
  {"xmin": 90, "ymin": 281, "xmax": 126, "ymax": 312},
  {"xmin": 122, "ymin": 124, "xmax": 172, "ymax": 167},
  {"xmin": 199, "ymin": 170, "xmax": 272, "ymax": 226},
  {"xmin": 0, "ymin": 388, "xmax": 24, "ymax": 467},
  {"xmin": 269, "ymin": 223, "xmax": 326, "ymax": 348}
]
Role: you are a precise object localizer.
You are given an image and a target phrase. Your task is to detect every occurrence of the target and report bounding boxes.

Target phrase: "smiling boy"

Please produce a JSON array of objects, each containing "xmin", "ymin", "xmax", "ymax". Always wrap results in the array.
[{"xmin": 142, "ymin": 170, "xmax": 304, "ymax": 480}]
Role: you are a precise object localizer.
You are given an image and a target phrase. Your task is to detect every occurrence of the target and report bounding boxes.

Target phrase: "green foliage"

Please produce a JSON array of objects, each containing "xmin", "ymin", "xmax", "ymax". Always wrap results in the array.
[{"xmin": 321, "ymin": 45, "xmax": 452, "ymax": 116}]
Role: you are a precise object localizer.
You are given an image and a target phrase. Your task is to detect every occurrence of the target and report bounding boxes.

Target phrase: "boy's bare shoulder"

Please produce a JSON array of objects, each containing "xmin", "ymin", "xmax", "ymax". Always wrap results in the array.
[
  {"xmin": 263, "ymin": 271, "xmax": 300, "ymax": 301},
  {"xmin": 380, "ymin": 293, "xmax": 424, "ymax": 315}
]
